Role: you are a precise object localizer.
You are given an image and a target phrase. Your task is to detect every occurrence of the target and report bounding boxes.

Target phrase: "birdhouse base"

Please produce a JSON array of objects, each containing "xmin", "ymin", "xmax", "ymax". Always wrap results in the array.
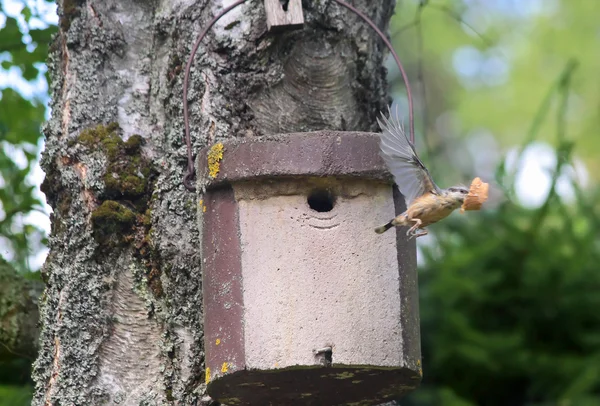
[{"xmin": 208, "ymin": 365, "xmax": 420, "ymax": 405}]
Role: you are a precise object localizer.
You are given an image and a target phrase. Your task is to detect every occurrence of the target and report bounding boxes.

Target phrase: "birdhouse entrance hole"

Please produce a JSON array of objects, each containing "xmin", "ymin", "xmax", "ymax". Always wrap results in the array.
[{"xmin": 307, "ymin": 189, "xmax": 335, "ymax": 212}]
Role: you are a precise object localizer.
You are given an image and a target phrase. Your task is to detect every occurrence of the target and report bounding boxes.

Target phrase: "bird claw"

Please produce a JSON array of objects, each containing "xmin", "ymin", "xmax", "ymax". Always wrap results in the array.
[{"xmin": 407, "ymin": 229, "xmax": 428, "ymax": 239}]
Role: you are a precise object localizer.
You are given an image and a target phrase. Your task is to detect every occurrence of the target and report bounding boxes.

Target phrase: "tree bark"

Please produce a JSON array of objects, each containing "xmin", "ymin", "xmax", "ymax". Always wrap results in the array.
[{"xmin": 34, "ymin": 0, "xmax": 395, "ymax": 404}]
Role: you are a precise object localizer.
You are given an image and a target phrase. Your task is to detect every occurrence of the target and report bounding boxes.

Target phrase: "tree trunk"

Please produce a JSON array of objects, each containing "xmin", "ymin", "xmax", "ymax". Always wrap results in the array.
[{"xmin": 34, "ymin": 0, "xmax": 395, "ymax": 404}]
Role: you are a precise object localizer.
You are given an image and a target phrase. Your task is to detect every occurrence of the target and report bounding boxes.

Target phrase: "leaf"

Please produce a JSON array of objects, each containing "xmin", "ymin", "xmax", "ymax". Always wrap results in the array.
[
  {"xmin": 21, "ymin": 6, "xmax": 32, "ymax": 23},
  {"xmin": 29, "ymin": 28, "xmax": 54, "ymax": 44},
  {"xmin": 0, "ymin": 18, "xmax": 23, "ymax": 54},
  {"xmin": 21, "ymin": 64, "xmax": 38, "ymax": 81}
]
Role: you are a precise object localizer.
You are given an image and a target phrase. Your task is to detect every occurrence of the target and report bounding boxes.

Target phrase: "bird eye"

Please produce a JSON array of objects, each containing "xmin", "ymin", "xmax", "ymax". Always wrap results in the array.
[{"xmin": 461, "ymin": 189, "xmax": 468, "ymax": 194}]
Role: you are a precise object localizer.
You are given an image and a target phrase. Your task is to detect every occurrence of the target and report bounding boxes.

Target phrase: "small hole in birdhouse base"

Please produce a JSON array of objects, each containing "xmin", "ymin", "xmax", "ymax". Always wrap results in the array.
[
  {"xmin": 308, "ymin": 189, "xmax": 335, "ymax": 212},
  {"xmin": 314, "ymin": 347, "xmax": 333, "ymax": 367}
]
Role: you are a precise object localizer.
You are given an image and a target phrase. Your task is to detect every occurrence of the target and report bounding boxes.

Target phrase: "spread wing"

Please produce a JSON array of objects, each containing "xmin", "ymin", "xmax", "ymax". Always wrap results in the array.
[{"xmin": 377, "ymin": 108, "xmax": 440, "ymax": 205}]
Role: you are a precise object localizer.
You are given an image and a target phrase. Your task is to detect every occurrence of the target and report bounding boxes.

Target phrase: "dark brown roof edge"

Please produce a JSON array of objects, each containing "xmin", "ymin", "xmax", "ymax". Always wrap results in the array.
[{"xmin": 197, "ymin": 131, "xmax": 392, "ymax": 190}]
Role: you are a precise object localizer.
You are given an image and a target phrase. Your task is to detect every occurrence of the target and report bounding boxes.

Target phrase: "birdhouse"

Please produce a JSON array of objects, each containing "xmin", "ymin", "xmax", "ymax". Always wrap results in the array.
[{"xmin": 197, "ymin": 131, "xmax": 422, "ymax": 405}]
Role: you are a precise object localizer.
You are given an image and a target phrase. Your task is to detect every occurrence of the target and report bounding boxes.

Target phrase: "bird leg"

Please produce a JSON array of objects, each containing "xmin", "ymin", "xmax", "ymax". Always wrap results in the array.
[
  {"xmin": 406, "ymin": 218, "xmax": 422, "ymax": 236},
  {"xmin": 410, "ymin": 228, "xmax": 428, "ymax": 239}
]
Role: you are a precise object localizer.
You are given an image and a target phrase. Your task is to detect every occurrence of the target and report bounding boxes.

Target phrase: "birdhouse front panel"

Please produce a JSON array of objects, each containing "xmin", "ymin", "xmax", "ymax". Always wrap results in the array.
[
  {"xmin": 235, "ymin": 179, "xmax": 403, "ymax": 370},
  {"xmin": 198, "ymin": 132, "xmax": 422, "ymax": 405}
]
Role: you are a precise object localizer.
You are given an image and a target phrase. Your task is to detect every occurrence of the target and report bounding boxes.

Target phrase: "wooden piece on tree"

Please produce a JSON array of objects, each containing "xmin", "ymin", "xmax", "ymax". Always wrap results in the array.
[{"xmin": 264, "ymin": 0, "xmax": 304, "ymax": 31}]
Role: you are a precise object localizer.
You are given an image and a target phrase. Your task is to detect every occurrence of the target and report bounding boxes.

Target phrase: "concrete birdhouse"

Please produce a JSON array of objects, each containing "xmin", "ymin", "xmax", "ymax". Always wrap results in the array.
[{"xmin": 197, "ymin": 131, "xmax": 422, "ymax": 405}]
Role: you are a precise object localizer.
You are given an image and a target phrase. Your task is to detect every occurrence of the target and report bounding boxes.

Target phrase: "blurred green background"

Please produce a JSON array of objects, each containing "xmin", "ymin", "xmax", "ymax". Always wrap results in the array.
[
  {"xmin": 0, "ymin": 0, "xmax": 598, "ymax": 405},
  {"xmin": 1, "ymin": 0, "xmax": 54, "ymax": 404}
]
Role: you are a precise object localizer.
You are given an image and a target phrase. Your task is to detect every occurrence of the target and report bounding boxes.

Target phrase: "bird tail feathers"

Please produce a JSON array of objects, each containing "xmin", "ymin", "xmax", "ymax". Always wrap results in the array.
[{"xmin": 374, "ymin": 221, "xmax": 394, "ymax": 234}]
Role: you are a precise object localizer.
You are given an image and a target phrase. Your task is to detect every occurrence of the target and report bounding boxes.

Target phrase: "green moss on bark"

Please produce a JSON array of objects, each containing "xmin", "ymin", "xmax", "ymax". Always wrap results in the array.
[
  {"xmin": 78, "ymin": 123, "xmax": 120, "ymax": 152},
  {"xmin": 78, "ymin": 124, "xmax": 162, "ymax": 297},
  {"xmin": 78, "ymin": 124, "xmax": 152, "ymax": 204},
  {"xmin": 90, "ymin": 201, "xmax": 136, "ymax": 246},
  {"xmin": 124, "ymin": 134, "xmax": 143, "ymax": 153}
]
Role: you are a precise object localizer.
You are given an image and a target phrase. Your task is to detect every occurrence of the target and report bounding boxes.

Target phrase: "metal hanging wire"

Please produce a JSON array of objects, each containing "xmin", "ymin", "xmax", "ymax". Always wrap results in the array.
[{"xmin": 182, "ymin": 0, "xmax": 415, "ymax": 191}]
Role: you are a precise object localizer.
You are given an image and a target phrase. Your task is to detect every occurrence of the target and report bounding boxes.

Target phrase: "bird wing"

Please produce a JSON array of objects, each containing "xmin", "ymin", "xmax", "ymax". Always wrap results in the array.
[{"xmin": 377, "ymin": 107, "xmax": 440, "ymax": 206}]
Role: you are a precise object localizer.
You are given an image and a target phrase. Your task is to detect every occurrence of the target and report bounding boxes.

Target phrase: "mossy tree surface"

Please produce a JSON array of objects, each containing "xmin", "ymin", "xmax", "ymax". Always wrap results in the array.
[{"xmin": 35, "ymin": 0, "xmax": 396, "ymax": 405}]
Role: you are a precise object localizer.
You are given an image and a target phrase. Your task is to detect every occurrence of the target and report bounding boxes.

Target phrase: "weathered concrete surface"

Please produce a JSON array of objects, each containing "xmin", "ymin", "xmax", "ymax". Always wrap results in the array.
[
  {"xmin": 202, "ymin": 186, "xmax": 246, "ymax": 382},
  {"xmin": 200, "ymin": 133, "xmax": 421, "ymax": 405},
  {"xmin": 239, "ymin": 182, "xmax": 402, "ymax": 368}
]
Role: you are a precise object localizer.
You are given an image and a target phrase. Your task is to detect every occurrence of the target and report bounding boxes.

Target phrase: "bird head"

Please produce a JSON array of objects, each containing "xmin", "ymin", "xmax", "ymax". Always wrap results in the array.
[{"xmin": 444, "ymin": 185, "xmax": 469, "ymax": 202}]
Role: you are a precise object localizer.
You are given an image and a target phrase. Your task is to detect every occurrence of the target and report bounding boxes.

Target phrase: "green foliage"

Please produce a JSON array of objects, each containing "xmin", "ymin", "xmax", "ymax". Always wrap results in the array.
[
  {"xmin": 390, "ymin": 0, "xmax": 600, "ymax": 181},
  {"xmin": 409, "ymin": 184, "xmax": 600, "ymax": 405},
  {"xmin": 0, "ymin": 86, "xmax": 47, "ymax": 272},
  {"xmin": 0, "ymin": 385, "xmax": 32, "ymax": 406},
  {"xmin": 393, "ymin": 4, "xmax": 600, "ymax": 403},
  {"xmin": 0, "ymin": 0, "xmax": 56, "ymax": 272},
  {"xmin": 0, "ymin": 124, "xmax": 44, "ymax": 273},
  {"xmin": 0, "ymin": 0, "xmax": 56, "ymax": 403}
]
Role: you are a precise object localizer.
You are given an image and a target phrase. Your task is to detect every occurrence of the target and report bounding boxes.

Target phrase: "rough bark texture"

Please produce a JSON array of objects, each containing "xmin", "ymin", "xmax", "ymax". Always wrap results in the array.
[{"xmin": 34, "ymin": 0, "xmax": 395, "ymax": 405}]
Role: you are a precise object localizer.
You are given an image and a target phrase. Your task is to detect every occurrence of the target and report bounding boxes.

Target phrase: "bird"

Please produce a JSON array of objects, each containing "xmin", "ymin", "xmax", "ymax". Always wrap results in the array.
[{"xmin": 374, "ymin": 108, "xmax": 469, "ymax": 238}]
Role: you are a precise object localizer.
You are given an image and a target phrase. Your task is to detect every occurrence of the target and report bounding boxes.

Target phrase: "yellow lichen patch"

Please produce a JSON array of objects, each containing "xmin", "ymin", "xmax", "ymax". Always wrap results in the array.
[
  {"xmin": 221, "ymin": 362, "xmax": 229, "ymax": 373},
  {"xmin": 205, "ymin": 367, "xmax": 211, "ymax": 384},
  {"xmin": 215, "ymin": 338, "xmax": 221, "ymax": 346},
  {"xmin": 207, "ymin": 143, "xmax": 224, "ymax": 179}
]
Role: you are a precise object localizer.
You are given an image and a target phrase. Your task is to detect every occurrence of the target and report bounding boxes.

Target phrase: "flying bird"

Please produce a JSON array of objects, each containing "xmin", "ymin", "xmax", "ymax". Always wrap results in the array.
[{"xmin": 374, "ymin": 108, "xmax": 469, "ymax": 238}]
